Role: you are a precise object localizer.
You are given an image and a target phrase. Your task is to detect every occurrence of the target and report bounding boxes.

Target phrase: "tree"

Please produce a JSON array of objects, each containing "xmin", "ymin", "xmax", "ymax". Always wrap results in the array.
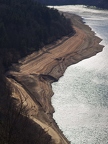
[{"xmin": 0, "ymin": 86, "xmax": 52, "ymax": 144}]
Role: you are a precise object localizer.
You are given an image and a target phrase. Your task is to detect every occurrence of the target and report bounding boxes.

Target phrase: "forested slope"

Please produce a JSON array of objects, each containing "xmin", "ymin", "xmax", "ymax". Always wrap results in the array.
[
  {"xmin": 0, "ymin": 0, "xmax": 74, "ymax": 143},
  {"xmin": 0, "ymin": 0, "xmax": 74, "ymax": 68},
  {"xmin": 36, "ymin": 0, "xmax": 108, "ymax": 9}
]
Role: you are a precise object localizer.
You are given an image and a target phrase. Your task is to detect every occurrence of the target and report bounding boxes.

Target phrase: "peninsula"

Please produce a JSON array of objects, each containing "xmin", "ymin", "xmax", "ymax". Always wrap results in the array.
[{"xmin": 6, "ymin": 13, "xmax": 104, "ymax": 144}]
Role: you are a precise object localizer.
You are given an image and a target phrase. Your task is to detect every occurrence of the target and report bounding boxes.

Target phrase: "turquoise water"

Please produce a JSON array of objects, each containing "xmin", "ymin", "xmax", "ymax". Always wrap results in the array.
[{"xmin": 51, "ymin": 5, "xmax": 108, "ymax": 144}]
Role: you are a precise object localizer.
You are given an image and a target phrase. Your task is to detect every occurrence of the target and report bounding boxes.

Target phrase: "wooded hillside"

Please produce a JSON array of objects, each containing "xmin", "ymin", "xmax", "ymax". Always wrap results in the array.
[
  {"xmin": 0, "ymin": 0, "xmax": 74, "ymax": 143},
  {"xmin": 36, "ymin": 0, "xmax": 108, "ymax": 9},
  {"xmin": 0, "ymin": 0, "xmax": 74, "ymax": 68}
]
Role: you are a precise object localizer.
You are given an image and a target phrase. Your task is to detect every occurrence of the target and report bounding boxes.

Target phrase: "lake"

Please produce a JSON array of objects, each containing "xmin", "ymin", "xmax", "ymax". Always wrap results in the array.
[{"xmin": 51, "ymin": 5, "xmax": 108, "ymax": 144}]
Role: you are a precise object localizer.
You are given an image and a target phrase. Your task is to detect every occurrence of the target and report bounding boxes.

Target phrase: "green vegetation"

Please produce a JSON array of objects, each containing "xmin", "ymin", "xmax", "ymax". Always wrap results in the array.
[{"xmin": 0, "ymin": 0, "xmax": 74, "ymax": 143}]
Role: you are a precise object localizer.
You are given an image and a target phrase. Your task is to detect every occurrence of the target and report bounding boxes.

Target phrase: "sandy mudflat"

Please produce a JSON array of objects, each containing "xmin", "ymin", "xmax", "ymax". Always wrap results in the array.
[{"xmin": 7, "ymin": 13, "xmax": 104, "ymax": 144}]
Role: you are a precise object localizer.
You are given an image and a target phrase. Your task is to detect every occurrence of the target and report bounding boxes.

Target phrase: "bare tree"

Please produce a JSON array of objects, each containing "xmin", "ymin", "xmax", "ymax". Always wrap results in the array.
[{"xmin": 0, "ymin": 80, "xmax": 52, "ymax": 144}]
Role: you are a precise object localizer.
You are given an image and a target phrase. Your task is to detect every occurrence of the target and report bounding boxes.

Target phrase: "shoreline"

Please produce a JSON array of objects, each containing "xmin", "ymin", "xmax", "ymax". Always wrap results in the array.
[{"xmin": 7, "ymin": 13, "xmax": 104, "ymax": 144}]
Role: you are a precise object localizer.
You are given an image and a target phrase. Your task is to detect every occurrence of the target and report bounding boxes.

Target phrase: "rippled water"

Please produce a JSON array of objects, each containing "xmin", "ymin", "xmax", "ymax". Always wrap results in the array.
[{"xmin": 51, "ymin": 5, "xmax": 108, "ymax": 144}]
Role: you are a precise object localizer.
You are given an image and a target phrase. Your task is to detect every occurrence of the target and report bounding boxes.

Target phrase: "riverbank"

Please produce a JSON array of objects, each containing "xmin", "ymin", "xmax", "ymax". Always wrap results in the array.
[{"xmin": 6, "ymin": 13, "xmax": 104, "ymax": 144}]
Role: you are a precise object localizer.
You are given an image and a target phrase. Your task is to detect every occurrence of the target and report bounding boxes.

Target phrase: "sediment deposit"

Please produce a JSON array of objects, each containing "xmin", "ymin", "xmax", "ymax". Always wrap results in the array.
[{"xmin": 6, "ymin": 13, "xmax": 104, "ymax": 144}]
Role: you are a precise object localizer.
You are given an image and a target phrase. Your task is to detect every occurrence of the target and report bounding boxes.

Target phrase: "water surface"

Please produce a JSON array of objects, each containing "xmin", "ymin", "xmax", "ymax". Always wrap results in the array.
[{"xmin": 51, "ymin": 5, "xmax": 108, "ymax": 144}]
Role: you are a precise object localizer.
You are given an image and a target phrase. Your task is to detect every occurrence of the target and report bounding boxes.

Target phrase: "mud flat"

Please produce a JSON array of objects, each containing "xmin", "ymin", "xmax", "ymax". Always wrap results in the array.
[{"xmin": 6, "ymin": 13, "xmax": 104, "ymax": 144}]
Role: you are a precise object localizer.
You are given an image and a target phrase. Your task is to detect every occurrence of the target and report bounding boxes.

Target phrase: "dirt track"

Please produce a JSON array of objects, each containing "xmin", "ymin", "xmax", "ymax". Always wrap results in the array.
[{"xmin": 7, "ymin": 13, "xmax": 104, "ymax": 144}]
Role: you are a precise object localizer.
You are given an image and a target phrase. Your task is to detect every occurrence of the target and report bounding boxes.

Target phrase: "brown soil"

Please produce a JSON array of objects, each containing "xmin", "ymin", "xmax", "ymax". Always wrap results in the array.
[{"xmin": 6, "ymin": 13, "xmax": 104, "ymax": 144}]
